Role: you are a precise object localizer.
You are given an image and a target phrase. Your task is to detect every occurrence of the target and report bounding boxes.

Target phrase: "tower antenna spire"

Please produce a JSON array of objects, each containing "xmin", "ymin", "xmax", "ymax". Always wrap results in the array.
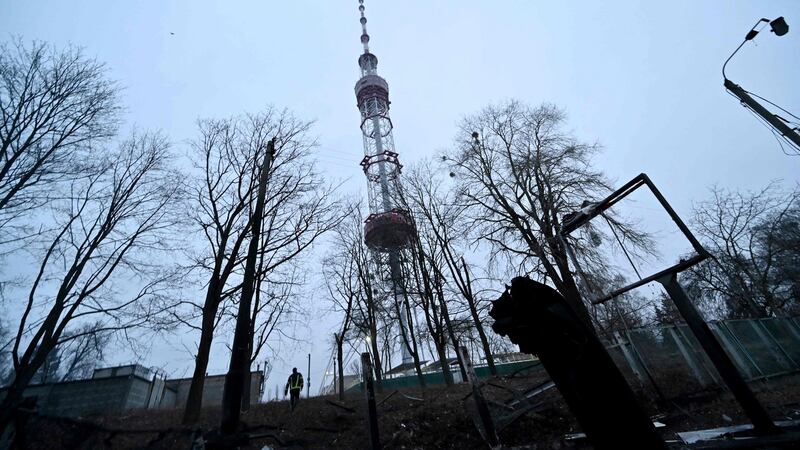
[{"xmin": 358, "ymin": 0, "xmax": 370, "ymax": 54}]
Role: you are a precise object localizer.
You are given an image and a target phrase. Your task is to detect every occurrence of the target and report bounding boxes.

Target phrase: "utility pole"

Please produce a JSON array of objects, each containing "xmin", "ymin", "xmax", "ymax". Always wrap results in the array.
[
  {"xmin": 220, "ymin": 138, "xmax": 275, "ymax": 435},
  {"xmin": 362, "ymin": 352, "xmax": 381, "ymax": 450},
  {"xmin": 307, "ymin": 353, "xmax": 311, "ymax": 398}
]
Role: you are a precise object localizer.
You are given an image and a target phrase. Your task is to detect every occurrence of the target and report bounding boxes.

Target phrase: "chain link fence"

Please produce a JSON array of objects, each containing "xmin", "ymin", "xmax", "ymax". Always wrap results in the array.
[{"xmin": 604, "ymin": 316, "xmax": 800, "ymax": 398}]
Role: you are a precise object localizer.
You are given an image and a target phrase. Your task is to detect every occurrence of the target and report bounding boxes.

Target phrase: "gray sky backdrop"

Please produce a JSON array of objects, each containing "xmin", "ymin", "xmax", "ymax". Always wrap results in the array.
[{"xmin": 3, "ymin": 0, "xmax": 799, "ymax": 398}]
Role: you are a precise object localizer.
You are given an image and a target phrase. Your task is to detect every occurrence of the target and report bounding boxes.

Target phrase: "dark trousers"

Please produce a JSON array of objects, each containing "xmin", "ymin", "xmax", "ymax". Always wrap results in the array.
[{"xmin": 289, "ymin": 389, "xmax": 300, "ymax": 411}]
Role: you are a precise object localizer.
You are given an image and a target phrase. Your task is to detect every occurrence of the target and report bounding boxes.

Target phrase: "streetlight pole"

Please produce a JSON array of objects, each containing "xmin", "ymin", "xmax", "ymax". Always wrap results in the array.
[{"xmin": 723, "ymin": 17, "xmax": 800, "ymax": 151}]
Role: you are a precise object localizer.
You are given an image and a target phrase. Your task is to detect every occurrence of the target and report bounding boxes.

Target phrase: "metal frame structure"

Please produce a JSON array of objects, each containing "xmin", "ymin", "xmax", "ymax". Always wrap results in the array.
[
  {"xmin": 559, "ymin": 172, "xmax": 780, "ymax": 436},
  {"xmin": 560, "ymin": 173, "xmax": 710, "ymax": 304}
]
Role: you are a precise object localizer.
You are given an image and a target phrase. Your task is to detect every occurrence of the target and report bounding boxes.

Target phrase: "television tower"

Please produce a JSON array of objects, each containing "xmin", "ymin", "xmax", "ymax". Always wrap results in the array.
[{"xmin": 354, "ymin": 0, "xmax": 415, "ymax": 365}]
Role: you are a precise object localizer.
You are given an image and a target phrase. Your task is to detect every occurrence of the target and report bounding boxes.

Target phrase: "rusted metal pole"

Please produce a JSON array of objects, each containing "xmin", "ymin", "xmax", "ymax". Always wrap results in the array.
[
  {"xmin": 362, "ymin": 352, "xmax": 381, "ymax": 450},
  {"xmin": 658, "ymin": 273, "xmax": 779, "ymax": 435}
]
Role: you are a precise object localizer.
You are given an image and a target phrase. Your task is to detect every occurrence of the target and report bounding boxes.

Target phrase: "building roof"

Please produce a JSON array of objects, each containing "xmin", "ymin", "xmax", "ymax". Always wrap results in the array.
[
  {"xmin": 384, "ymin": 361, "xmax": 426, "ymax": 376},
  {"xmin": 421, "ymin": 358, "xmax": 460, "ymax": 371}
]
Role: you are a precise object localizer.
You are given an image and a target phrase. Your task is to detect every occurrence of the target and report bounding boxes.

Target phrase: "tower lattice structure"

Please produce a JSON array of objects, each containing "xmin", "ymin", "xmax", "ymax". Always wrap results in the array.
[{"xmin": 354, "ymin": 0, "xmax": 415, "ymax": 364}]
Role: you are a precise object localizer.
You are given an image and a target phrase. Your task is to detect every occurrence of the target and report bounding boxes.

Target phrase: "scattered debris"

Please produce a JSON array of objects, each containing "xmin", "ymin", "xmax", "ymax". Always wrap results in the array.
[
  {"xmin": 496, "ymin": 401, "xmax": 546, "ymax": 432},
  {"xmin": 376, "ymin": 390, "xmax": 399, "ymax": 408},
  {"xmin": 564, "ymin": 432, "xmax": 586, "ymax": 441},
  {"xmin": 488, "ymin": 399, "xmax": 515, "ymax": 411},
  {"xmin": 564, "ymin": 421, "xmax": 666, "ymax": 442},
  {"xmin": 677, "ymin": 419, "xmax": 800, "ymax": 444},
  {"xmin": 303, "ymin": 426, "xmax": 339, "ymax": 433},
  {"xmin": 325, "ymin": 399, "xmax": 355, "ymax": 413},
  {"xmin": 678, "ymin": 423, "xmax": 756, "ymax": 444},
  {"xmin": 459, "ymin": 346, "xmax": 501, "ymax": 449},
  {"xmin": 507, "ymin": 380, "xmax": 556, "ymax": 407}
]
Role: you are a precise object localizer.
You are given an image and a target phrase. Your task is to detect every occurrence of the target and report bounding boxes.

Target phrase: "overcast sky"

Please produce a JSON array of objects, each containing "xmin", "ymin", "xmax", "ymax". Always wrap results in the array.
[{"xmin": 3, "ymin": 0, "xmax": 799, "ymax": 398}]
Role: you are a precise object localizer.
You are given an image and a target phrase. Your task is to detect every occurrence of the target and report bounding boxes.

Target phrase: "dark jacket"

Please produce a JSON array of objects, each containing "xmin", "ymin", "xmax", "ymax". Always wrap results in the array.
[{"xmin": 285, "ymin": 372, "xmax": 304, "ymax": 393}]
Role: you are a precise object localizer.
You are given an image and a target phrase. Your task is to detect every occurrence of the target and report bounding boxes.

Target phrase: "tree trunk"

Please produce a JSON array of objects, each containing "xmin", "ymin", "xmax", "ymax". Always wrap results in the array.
[
  {"xmin": 0, "ymin": 336, "xmax": 56, "ymax": 431},
  {"xmin": 554, "ymin": 254, "xmax": 595, "ymax": 331},
  {"xmin": 398, "ymin": 293, "xmax": 426, "ymax": 388},
  {"xmin": 0, "ymin": 358, "xmax": 42, "ymax": 430},
  {"xmin": 437, "ymin": 288, "xmax": 467, "ymax": 382},
  {"xmin": 337, "ymin": 337, "xmax": 345, "ymax": 400},
  {"xmin": 562, "ymin": 279, "xmax": 594, "ymax": 329},
  {"xmin": 369, "ymin": 324, "xmax": 383, "ymax": 393},
  {"xmin": 461, "ymin": 258, "xmax": 497, "ymax": 376},
  {"xmin": 182, "ymin": 308, "xmax": 216, "ymax": 424},
  {"xmin": 435, "ymin": 338, "xmax": 454, "ymax": 386},
  {"xmin": 469, "ymin": 297, "xmax": 496, "ymax": 375},
  {"xmin": 407, "ymin": 303, "xmax": 427, "ymax": 387}
]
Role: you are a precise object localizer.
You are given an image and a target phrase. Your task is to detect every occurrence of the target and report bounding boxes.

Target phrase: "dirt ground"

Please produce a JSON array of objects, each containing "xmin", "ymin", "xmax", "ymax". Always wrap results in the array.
[{"xmin": 13, "ymin": 371, "xmax": 800, "ymax": 449}]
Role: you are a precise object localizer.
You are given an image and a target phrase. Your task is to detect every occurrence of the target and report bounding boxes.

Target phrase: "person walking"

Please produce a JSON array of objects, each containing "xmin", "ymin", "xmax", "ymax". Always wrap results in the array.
[{"xmin": 284, "ymin": 367, "xmax": 304, "ymax": 411}]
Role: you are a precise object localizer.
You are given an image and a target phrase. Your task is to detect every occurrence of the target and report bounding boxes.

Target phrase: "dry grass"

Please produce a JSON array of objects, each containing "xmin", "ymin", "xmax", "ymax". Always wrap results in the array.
[{"xmin": 15, "ymin": 372, "xmax": 800, "ymax": 449}]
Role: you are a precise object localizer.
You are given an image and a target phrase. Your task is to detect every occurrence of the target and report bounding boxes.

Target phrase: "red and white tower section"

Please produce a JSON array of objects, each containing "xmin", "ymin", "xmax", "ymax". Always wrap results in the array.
[{"xmin": 355, "ymin": 0, "xmax": 415, "ymax": 364}]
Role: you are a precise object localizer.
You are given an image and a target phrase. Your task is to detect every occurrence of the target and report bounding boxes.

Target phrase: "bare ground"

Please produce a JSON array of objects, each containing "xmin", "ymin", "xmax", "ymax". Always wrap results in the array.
[{"xmin": 13, "ymin": 371, "xmax": 800, "ymax": 449}]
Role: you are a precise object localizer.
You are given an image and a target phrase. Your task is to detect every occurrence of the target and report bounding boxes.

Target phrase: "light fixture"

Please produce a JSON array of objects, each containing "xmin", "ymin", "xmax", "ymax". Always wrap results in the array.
[{"xmin": 770, "ymin": 17, "xmax": 789, "ymax": 36}]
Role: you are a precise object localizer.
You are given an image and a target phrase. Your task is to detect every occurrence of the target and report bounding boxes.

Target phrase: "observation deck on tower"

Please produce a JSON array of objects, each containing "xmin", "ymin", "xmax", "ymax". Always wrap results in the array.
[{"xmin": 354, "ymin": 0, "xmax": 415, "ymax": 252}]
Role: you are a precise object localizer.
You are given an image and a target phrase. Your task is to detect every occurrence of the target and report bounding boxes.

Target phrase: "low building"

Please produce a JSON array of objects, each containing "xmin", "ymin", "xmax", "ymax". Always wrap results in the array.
[
  {"xmin": 0, "ymin": 364, "xmax": 264, "ymax": 418},
  {"xmin": 164, "ymin": 371, "xmax": 263, "ymax": 409},
  {"xmin": 320, "ymin": 374, "xmax": 361, "ymax": 396}
]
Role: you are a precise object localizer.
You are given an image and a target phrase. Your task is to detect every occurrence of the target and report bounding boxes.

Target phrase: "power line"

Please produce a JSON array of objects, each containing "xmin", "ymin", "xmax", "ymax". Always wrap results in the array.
[
  {"xmin": 742, "ymin": 88, "xmax": 800, "ymax": 123},
  {"xmin": 726, "ymin": 90, "xmax": 800, "ymax": 156}
]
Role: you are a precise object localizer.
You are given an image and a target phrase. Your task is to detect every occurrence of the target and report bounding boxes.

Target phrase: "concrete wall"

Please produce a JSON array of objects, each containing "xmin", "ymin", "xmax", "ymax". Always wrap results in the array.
[
  {"xmin": 2, "ymin": 376, "xmax": 138, "ymax": 417},
  {"xmin": 159, "ymin": 386, "xmax": 177, "ymax": 409},
  {"xmin": 125, "ymin": 377, "xmax": 154, "ymax": 410},
  {"xmin": 165, "ymin": 372, "xmax": 262, "ymax": 409},
  {"xmin": 1, "ymin": 370, "xmax": 263, "ymax": 418}
]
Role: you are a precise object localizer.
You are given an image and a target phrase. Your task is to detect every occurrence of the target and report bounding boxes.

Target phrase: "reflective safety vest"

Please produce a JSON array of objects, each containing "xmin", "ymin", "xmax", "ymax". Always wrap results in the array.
[{"xmin": 287, "ymin": 373, "xmax": 303, "ymax": 391}]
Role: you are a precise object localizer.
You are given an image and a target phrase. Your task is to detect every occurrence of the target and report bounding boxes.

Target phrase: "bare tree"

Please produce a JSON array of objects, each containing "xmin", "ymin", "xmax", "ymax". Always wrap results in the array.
[
  {"xmin": 348, "ymin": 215, "xmax": 388, "ymax": 392},
  {"xmin": 0, "ymin": 39, "xmax": 119, "ymax": 238},
  {"xmin": 31, "ymin": 346, "xmax": 60, "ymax": 384},
  {"xmin": 247, "ymin": 275, "xmax": 302, "ymax": 368},
  {"xmin": 404, "ymin": 237, "xmax": 455, "ymax": 385},
  {"xmin": 0, "ymin": 320, "xmax": 12, "ymax": 385},
  {"xmin": 404, "ymin": 162, "xmax": 497, "ymax": 375},
  {"xmin": 58, "ymin": 322, "xmax": 111, "ymax": 381},
  {"xmin": 323, "ymin": 215, "xmax": 361, "ymax": 399},
  {"xmin": 0, "ymin": 131, "xmax": 180, "ymax": 429},
  {"xmin": 446, "ymin": 101, "xmax": 653, "ymax": 329},
  {"xmin": 25, "ymin": 322, "xmax": 110, "ymax": 383},
  {"xmin": 182, "ymin": 109, "xmax": 345, "ymax": 424},
  {"xmin": 394, "ymin": 277, "xmax": 426, "ymax": 388},
  {"xmin": 688, "ymin": 183, "xmax": 800, "ymax": 318},
  {"xmin": 584, "ymin": 273, "xmax": 650, "ymax": 337}
]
